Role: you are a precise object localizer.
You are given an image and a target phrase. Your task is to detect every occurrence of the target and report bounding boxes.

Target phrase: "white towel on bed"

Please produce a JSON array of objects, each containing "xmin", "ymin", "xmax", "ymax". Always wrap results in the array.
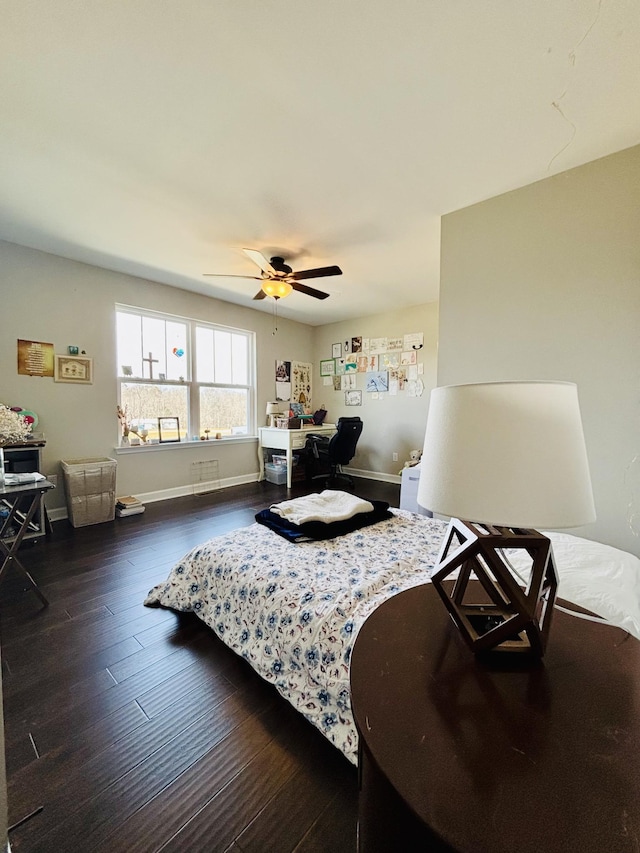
[{"xmin": 269, "ymin": 490, "xmax": 374, "ymax": 525}]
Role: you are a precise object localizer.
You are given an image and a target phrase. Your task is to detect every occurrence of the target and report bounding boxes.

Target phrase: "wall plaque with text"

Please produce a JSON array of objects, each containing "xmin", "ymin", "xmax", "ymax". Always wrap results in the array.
[{"xmin": 17, "ymin": 339, "xmax": 55, "ymax": 377}]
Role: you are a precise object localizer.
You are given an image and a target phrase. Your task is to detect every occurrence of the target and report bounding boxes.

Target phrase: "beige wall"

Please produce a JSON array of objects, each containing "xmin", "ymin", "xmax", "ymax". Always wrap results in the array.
[
  {"xmin": 313, "ymin": 303, "xmax": 439, "ymax": 479},
  {"xmin": 439, "ymin": 144, "xmax": 640, "ymax": 556},
  {"xmin": 0, "ymin": 240, "xmax": 314, "ymax": 511}
]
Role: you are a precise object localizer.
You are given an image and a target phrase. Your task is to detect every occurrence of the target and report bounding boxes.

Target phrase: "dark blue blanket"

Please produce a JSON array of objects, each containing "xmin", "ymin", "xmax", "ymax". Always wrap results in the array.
[{"xmin": 255, "ymin": 500, "xmax": 392, "ymax": 542}]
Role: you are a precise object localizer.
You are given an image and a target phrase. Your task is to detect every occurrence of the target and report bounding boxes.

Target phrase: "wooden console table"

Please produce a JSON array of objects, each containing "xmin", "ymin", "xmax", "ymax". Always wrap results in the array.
[{"xmin": 350, "ymin": 582, "xmax": 640, "ymax": 853}]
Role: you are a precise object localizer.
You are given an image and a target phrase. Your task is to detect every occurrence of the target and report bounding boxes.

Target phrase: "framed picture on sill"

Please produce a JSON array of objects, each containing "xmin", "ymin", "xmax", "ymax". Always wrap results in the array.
[
  {"xmin": 158, "ymin": 417, "xmax": 181, "ymax": 443},
  {"xmin": 54, "ymin": 354, "xmax": 93, "ymax": 384}
]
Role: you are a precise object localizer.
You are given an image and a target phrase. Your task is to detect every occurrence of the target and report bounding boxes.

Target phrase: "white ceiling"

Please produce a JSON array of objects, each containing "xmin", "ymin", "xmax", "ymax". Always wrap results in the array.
[{"xmin": 2, "ymin": 1, "xmax": 639, "ymax": 326}]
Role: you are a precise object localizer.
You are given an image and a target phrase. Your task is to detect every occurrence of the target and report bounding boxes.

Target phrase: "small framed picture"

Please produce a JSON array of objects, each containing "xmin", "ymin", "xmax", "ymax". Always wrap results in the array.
[
  {"xmin": 332, "ymin": 342, "xmax": 342, "ymax": 358},
  {"xmin": 54, "ymin": 354, "xmax": 93, "ymax": 384},
  {"xmin": 320, "ymin": 359, "xmax": 336, "ymax": 376},
  {"xmin": 158, "ymin": 417, "xmax": 181, "ymax": 443},
  {"xmin": 345, "ymin": 390, "xmax": 362, "ymax": 406}
]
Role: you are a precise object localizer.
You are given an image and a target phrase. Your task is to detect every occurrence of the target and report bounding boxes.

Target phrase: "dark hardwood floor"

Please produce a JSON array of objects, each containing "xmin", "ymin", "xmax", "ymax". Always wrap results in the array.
[{"xmin": 1, "ymin": 476, "xmax": 400, "ymax": 853}]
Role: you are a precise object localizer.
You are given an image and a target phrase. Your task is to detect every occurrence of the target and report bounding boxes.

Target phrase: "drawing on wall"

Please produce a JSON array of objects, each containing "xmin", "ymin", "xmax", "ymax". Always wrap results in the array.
[
  {"xmin": 275, "ymin": 359, "xmax": 291, "ymax": 402},
  {"xmin": 401, "ymin": 351, "xmax": 417, "ymax": 365},
  {"xmin": 276, "ymin": 360, "xmax": 290, "ymax": 381},
  {"xmin": 320, "ymin": 359, "xmax": 336, "ymax": 376},
  {"xmin": 351, "ymin": 336, "xmax": 362, "ymax": 353},
  {"xmin": 345, "ymin": 390, "xmax": 362, "ymax": 406},
  {"xmin": 356, "ymin": 355, "xmax": 369, "ymax": 373},
  {"xmin": 344, "ymin": 358, "xmax": 358, "ymax": 373},
  {"xmin": 341, "ymin": 374, "xmax": 356, "ymax": 390},
  {"xmin": 404, "ymin": 332, "xmax": 424, "ymax": 350},
  {"xmin": 381, "ymin": 352, "xmax": 400, "ymax": 369},
  {"xmin": 366, "ymin": 371, "xmax": 389, "ymax": 392},
  {"xmin": 332, "ymin": 342, "xmax": 342, "ymax": 358},
  {"xmin": 369, "ymin": 337, "xmax": 388, "ymax": 355},
  {"xmin": 292, "ymin": 361, "xmax": 312, "ymax": 407}
]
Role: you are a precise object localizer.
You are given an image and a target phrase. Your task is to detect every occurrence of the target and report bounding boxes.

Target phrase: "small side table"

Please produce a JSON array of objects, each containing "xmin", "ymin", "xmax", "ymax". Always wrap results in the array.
[
  {"xmin": 0, "ymin": 479, "xmax": 54, "ymax": 607},
  {"xmin": 351, "ymin": 582, "xmax": 640, "ymax": 853}
]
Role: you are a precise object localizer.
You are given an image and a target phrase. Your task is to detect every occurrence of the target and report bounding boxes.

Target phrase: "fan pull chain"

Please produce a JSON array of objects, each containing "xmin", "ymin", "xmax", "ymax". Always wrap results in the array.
[{"xmin": 272, "ymin": 296, "xmax": 278, "ymax": 335}]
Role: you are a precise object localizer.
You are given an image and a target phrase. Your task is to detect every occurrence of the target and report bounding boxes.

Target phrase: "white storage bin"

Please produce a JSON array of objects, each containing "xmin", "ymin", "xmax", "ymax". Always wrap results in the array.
[
  {"xmin": 265, "ymin": 463, "xmax": 287, "ymax": 485},
  {"xmin": 400, "ymin": 463, "xmax": 432, "ymax": 516}
]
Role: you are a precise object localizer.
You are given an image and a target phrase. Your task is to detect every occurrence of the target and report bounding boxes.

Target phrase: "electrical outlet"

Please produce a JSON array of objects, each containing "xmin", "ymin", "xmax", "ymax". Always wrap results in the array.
[
  {"xmin": 392, "ymin": 452, "xmax": 398, "ymax": 462},
  {"xmin": 47, "ymin": 474, "xmax": 58, "ymax": 487}
]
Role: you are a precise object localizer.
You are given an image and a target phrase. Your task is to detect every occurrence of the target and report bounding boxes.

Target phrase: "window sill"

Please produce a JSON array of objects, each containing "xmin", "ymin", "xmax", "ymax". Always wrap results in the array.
[{"xmin": 114, "ymin": 435, "xmax": 257, "ymax": 454}]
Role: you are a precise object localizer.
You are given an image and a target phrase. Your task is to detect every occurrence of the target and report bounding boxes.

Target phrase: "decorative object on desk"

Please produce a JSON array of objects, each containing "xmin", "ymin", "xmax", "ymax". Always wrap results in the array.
[
  {"xmin": 418, "ymin": 381, "xmax": 596, "ymax": 657},
  {"xmin": 67, "ymin": 345, "xmax": 79, "ymax": 355},
  {"xmin": 0, "ymin": 404, "xmax": 33, "ymax": 446},
  {"xmin": 158, "ymin": 417, "xmax": 181, "ymax": 443},
  {"xmin": 54, "ymin": 354, "xmax": 93, "ymax": 384},
  {"xmin": 312, "ymin": 406, "xmax": 327, "ymax": 425},
  {"xmin": 266, "ymin": 402, "xmax": 281, "ymax": 427},
  {"xmin": 275, "ymin": 417, "xmax": 301, "ymax": 429},
  {"xmin": 9, "ymin": 407, "xmax": 38, "ymax": 429}
]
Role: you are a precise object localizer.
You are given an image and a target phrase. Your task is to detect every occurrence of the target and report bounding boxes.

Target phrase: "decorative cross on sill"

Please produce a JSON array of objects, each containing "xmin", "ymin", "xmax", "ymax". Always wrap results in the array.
[{"xmin": 142, "ymin": 352, "xmax": 159, "ymax": 379}]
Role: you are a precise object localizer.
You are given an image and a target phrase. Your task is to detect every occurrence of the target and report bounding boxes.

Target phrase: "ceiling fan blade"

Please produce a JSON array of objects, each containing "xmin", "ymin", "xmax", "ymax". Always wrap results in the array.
[
  {"xmin": 291, "ymin": 282, "xmax": 330, "ymax": 300},
  {"xmin": 253, "ymin": 289, "xmax": 267, "ymax": 300},
  {"xmin": 203, "ymin": 273, "xmax": 263, "ymax": 280},
  {"xmin": 291, "ymin": 265, "xmax": 342, "ymax": 281},
  {"xmin": 242, "ymin": 249, "xmax": 276, "ymax": 275}
]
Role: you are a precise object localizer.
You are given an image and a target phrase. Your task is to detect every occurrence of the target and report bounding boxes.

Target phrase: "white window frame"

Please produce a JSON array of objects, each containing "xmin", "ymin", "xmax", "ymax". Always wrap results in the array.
[{"xmin": 116, "ymin": 304, "xmax": 256, "ymax": 443}]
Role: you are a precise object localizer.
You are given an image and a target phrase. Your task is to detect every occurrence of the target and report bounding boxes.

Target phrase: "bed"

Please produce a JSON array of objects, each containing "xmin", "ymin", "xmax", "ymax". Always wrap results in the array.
[{"xmin": 145, "ymin": 507, "xmax": 640, "ymax": 765}]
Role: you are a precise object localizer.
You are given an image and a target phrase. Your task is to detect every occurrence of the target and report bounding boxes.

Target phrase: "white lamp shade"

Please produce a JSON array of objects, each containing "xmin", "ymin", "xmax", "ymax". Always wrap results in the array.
[
  {"xmin": 417, "ymin": 381, "xmax": 596, "ymax": 529},
  {"xmin": 266, "ymin": 402, "xmax": 281, "ymax": 416}
]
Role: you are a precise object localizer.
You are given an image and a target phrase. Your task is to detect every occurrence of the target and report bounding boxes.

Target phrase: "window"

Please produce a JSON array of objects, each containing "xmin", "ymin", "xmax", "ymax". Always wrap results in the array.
[{"xmin": 116, "ymin": 305, "xmax": 255, "ymax": 442}]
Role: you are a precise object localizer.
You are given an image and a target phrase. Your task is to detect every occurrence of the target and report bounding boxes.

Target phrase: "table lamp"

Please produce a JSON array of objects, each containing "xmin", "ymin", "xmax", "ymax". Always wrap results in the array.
[
  {"xmin": 417, "ymin": 381, "xmax": 596, "ymax": 656},
  {"xmin": 266, "ymin": 402, "xmax": 281, "ymax": 427}
]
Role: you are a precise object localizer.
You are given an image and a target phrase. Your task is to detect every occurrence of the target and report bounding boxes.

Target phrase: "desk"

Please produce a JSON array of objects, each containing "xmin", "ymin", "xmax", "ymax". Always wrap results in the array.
[
  {"xmin": 258, "ymin": 424, "xmax": 337, "ymax": 489},
  {"xmin": 351, "ymin": 582, "xmax": 640, "ymax": 853},
  {"xmin": 0, "ymin": 479, "xmax": 54, "ymax": 607}
]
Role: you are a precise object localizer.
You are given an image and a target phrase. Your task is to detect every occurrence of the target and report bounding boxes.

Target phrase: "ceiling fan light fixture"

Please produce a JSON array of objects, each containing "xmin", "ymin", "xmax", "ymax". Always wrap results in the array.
[{"xmin": 262, "ymin": 279, "xmax": 293, "ymax": 299}]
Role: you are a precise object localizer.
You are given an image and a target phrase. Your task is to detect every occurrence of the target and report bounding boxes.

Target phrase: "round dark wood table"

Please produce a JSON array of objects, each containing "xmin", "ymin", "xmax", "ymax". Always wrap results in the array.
[{"xmin": 350, "ymin": 581, "xmax": 640, "ymax": 853}]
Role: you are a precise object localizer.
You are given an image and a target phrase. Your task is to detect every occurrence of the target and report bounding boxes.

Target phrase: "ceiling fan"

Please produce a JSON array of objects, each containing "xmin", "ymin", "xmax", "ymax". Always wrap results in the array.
[{"xmin": 204, "ymin": 248, "xmax": 342, "ymax": 300}]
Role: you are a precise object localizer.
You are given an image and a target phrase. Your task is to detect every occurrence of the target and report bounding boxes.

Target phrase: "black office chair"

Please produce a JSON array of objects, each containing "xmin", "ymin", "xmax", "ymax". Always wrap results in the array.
[{"xmin": 305, "ymin": 417, "xmax": 363, "ymax": 488}]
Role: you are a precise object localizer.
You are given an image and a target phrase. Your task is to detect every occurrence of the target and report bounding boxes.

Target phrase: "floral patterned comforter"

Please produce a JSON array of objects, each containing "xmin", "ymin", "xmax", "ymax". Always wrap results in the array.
[{"xmin": 145, "ymin": 509, "xmax": 446, "ymax": 763}]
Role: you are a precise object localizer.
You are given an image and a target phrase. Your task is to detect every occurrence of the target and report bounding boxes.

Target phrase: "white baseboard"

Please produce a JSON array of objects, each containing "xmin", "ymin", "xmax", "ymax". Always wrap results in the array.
[
  {"xmin": 47, "ymin": 472, "xmax": 260, "ymax": 521},
  {"xmin": 347, "ymin": 467, "xmax": 402, "ymax": 485},
  {"xmin": 137, "ymin": 472, "xmax": 260, "ymax": 505},
  {"xmin": 46, "ymin": 469, "xmax": 398, "ymax": 522}
]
